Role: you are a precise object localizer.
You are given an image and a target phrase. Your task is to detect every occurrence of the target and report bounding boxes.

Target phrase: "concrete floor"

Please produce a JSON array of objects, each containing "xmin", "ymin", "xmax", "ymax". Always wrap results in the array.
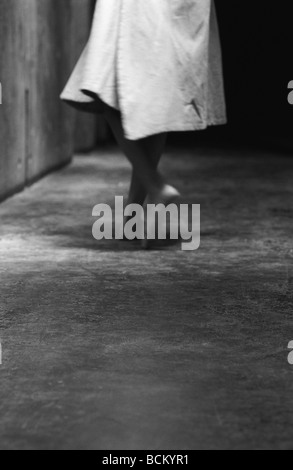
[{"xmin": 0, "ymin": 144, "xmax": 293, "ymax": 450}]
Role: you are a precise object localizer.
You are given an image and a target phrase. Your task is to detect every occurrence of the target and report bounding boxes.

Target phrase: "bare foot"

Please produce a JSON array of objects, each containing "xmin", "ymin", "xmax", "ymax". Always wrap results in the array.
[
  {"xmin": 149, "ymin": 184, "xmax": 181, "ymax": 205},
  {"xmin": 142, "ymin": 184, "xmax": 181, "ymax": 249}
]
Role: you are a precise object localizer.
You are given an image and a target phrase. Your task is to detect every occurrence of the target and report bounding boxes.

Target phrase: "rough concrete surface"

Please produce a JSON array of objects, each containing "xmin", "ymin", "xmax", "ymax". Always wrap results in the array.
[{"xmin": 0, "ymin": 145, "xmax": 293, "ymax": 450}]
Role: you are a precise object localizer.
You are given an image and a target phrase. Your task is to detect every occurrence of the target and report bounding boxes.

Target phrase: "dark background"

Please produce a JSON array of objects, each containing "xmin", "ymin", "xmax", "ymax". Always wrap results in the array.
[{"xmin": 173, "ymin": 1, "xmax": 293, "ymax": 149}]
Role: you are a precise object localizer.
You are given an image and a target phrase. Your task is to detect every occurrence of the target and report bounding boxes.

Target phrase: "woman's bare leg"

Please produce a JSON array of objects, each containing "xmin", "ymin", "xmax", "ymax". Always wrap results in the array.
[
  {"xmin": 127, "ymin": 133, "xmax": 167, "ymax": 206},
  {"xmin": 104, "ymin": 105, "xmax": 180, "ymax": 246},
  {"xmin": 104, "ymin": 105, "xmax": 165, "ymax": 200},
  {"xmin": 127, "ymin": 170, "xmax": 147, "ymax": 207}
]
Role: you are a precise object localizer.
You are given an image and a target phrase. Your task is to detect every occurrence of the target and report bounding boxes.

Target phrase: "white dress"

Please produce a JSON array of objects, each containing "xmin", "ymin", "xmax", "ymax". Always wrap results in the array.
[{"xmin": 61, "ymin": 0, "xmax": 227, "ymax": 140}]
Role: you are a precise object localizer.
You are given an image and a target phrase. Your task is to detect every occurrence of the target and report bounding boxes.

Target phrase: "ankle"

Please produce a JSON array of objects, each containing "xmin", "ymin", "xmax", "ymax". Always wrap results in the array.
[{"xmin": 149, "ymin": 184, "xmax": 180, "ymax": 205}]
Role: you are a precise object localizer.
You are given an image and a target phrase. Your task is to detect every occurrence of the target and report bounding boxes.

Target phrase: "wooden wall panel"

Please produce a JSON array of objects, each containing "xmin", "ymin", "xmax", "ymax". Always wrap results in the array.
[
  {"xmin": 0, "ymin": 0, "xmax": 95, "ymax": 200},
  {"xmin": 26, "ymin": 0, "xmax": 72, "ymax": 181},
  {"xmin": 0, "ymin": 0, "xmax": 27, "ymax": 199}
]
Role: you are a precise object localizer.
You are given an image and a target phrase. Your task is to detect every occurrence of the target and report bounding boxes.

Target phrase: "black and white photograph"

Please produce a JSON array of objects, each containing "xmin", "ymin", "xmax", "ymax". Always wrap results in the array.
[{"xmin": 0, "ymin": 0, "xmax": 293, "ymax": 452}]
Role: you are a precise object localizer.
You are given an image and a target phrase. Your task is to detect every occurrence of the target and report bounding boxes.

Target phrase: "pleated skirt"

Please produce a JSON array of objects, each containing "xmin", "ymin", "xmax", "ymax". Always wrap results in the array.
[{"xmin": 61, "ymin": 0, "xmax": 227, "ymax": 140}]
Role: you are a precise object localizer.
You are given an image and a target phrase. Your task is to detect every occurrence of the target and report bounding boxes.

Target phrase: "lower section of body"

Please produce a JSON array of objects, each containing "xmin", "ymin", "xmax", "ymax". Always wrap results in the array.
[{"xmin": 61, "ymin": 0, "xmax": 227, "ymax": 248}]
